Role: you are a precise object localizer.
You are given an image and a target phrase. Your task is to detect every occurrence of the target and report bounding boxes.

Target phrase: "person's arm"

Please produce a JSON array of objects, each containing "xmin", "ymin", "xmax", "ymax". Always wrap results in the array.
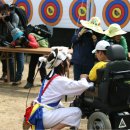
[
  {"xmin": 53, "ymin": 75, "xmax": 94, "ymax": 96},
  {"xmin": 88, "ymin": 63, "xmax": 99, "ymax": 81},
  {"xmin": 71, "ymin": 27, "xmax": 86, "ymax": 48},
  {"xmin": 3, "ymin": 13, "xmax": 19, "ymax": 31},
  {"xmin": 11, "ymin": 13, "xmax": 19, "ymax": 28},
  {"xmin": 89, "ymin": 62, "xmax": 107, "ymax": 81},
  {"xmin": 120, "ymin": 36, "xmax": 128, "ymax": 58},
  {"xmin": 5, "ymin": 21, "xmax": 14, "ymax": 31}
]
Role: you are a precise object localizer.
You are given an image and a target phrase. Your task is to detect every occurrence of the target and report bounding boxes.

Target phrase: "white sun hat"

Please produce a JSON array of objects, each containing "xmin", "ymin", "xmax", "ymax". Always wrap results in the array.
[
  {"xmin": 80, "ymin": 16, "xmax": 104, "ymax": 34},
  {"xmin": 92, "ymin": 40, "xmax": 110, "ymax": 53},
  {"xmin": 104, "ymin": 23, "xmax": 127, "ymax": 37}
]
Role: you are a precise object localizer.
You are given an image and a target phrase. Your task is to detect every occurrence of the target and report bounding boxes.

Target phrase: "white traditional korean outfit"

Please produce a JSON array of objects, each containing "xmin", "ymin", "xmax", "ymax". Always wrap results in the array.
[{"xmin": 36, "ymin": 75, "xmax": 93, "ymax": 129}]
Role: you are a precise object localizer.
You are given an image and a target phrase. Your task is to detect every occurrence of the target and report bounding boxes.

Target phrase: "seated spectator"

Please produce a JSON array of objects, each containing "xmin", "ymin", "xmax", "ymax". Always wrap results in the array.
[{"xmin": 88, "ymin": 40, "xmax": 110, "ymax": 81}]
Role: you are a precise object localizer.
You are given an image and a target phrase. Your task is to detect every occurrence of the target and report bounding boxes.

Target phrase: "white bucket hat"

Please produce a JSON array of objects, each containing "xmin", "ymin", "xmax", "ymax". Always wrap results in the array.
[
  {"xmin": 80, "ymin": 16, "xmax": 104, "ymax": 34},
  {"xmin": 104, "ymin": 23, "xmax": 127, "ymax": 37},
  {"xmin": 92, "ymin": 40, "xmax": 110, "ymax": 53}
]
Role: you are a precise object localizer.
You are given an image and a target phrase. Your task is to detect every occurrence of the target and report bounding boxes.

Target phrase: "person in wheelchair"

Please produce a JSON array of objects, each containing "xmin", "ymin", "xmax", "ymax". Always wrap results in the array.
[
  {"xmin": 73, "ymin": 44, "xmax": 130, "ymax": 130},
  {"xmin": 88, "ymin": 40, "xmax": 110, "ymax": 82}
]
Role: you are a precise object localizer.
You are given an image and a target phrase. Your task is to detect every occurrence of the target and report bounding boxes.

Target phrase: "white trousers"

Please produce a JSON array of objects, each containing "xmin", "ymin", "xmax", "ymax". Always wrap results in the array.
[{"xmin": 43, "ymin": 107, "xmax": 82, "ymax": 129}]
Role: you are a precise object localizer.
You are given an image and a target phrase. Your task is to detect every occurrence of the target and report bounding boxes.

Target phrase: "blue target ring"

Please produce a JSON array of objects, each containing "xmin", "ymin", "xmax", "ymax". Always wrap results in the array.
[
  {"xmin": 73, "ymin": 0, "xmax": 86, "ymax": 24},
  {"xmin": 69, "ymin": 0, "xmax": 88, "ymax": 27},
  {"xmin": 103, "ymin": 0, "xmax": 130, "ymax": 28},
  {"xmin": 13, "ymin": 0, "xmax": 33, "ymax": 22},
  {"xmin": 39, "ymin": 0, "xmax": 63, "ymax": 26},
  {"xmin": 106, "ymin": 1, "xmax": 127, "ymax": 24}
]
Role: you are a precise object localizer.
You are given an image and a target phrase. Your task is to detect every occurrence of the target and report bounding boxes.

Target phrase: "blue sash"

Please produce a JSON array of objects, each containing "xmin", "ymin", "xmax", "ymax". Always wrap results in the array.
[{"xmin": 29, "ymin": 75, "xmax": 60, "ymax": 130}]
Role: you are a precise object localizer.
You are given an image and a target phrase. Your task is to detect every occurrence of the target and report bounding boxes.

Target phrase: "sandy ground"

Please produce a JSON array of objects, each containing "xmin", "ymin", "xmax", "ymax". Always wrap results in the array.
[{"xmin": 0, "ymin": 57, "xmax": 87, "ymax": 130}]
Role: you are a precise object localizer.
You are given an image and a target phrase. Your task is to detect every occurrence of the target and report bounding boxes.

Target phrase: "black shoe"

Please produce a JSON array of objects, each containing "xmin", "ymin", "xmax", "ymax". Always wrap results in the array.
[
  {"xmin": 70, "ymin": 127, "xmax": 77, "ymax": 130},
  {"xmin": 24, "ymin": 82, "xmax": 33, "ymax": 89}
]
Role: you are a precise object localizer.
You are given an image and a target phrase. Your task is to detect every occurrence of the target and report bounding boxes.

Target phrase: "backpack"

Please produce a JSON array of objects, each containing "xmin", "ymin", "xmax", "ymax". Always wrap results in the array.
[
  {"xmin": 30, "ymin": 33, "xmax": 49, "ymax": 48},
  {"xmin": 10, "ymin": 4, "xmax": 28, "ymax": 29}
]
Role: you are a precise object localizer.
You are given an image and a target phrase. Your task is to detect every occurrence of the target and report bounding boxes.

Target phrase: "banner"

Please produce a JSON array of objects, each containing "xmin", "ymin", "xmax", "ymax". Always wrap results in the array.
[{"xmin": 1, "ymin": 0, "xmax": 130, "ymax": 31}]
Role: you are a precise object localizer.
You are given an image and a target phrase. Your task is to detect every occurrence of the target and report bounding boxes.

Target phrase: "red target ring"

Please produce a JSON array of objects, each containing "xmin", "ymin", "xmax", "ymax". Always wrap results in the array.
[{"xmin": 103, "ymin": 0, "xmax": 130, "ymax": 28}]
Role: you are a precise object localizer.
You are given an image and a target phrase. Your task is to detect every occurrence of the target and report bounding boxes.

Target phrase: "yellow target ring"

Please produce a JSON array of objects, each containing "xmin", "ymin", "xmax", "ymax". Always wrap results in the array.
[
  {"xmin": 112, "ymin": 8, "xmax": 121, "ymax": 18},
  {"xmin": 78, "ymin": 7, "xmax": 86, "ymax": 17},
  {"xmin": 19, "ymin": 6, "xmax": 25, "ymax": 11},
  {"xmin": 47, "ymin": 6, "xmax": 54, "ymax": 16}
]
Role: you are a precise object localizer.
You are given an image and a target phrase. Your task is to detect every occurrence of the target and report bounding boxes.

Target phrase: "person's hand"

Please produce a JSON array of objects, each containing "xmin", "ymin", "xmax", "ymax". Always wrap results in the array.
[
  {"xmin": 78, "ymin": 28, "xmax": 87, "ymax": 37},
  {"xmin": 80, "ymin": 74, "xmax": 88, "ymax": 79},
  {"xmin": 7, "ymin": 41, "xmax": 16, "ymax": 48}
]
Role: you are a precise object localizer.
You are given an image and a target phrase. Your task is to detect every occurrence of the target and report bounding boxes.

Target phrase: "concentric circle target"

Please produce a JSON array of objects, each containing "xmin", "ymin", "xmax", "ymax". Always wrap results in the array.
[
  {"xmin": 13, "ymin": 0, "xmax": 33, "ymax": 22},
  {"xmin": 39, "ymin": 0, "xmax": 63, "ymax": 26},
  {"xmin": 69, "ymin": 0, "xmax": 96, "ymax": 27},
  {"xmin": 69, "ymin": 0, "xmax": 87, "ymax": 27},
  {"xmin": 103, "ymin": 0, "xmax": 130, "ymax": 28}
]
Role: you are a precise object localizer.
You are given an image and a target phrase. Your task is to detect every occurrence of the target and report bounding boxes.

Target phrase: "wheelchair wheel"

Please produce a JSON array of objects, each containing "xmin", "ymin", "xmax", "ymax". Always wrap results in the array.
[{"xmin": 87, "ymin": 112, "xmax": 112, "ymax": 130}]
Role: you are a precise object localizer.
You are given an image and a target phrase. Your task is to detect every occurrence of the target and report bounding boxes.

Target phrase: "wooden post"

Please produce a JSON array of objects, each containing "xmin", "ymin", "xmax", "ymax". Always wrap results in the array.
[{"xmin": 6, "ymin": 52, "xmax": 10, "ymax": 83}]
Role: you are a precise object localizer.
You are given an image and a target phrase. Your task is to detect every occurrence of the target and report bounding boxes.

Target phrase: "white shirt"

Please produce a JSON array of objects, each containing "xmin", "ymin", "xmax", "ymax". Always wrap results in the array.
[{"xmin": 39, "ymin": 76, "xmax": 93, "ymax": 106}]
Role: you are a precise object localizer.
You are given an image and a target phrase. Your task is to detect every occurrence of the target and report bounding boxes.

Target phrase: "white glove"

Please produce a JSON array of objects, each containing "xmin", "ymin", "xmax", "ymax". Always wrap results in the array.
[{"xmin": 38, "ymin": 56, "xmax": 47, "ymax": 68}]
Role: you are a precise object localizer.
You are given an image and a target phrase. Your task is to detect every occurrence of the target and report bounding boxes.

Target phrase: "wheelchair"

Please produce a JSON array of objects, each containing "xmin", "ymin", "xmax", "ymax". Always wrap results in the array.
[{"xmin": 73, "ymin": 44, "xmax": 130, "ymax": 130}]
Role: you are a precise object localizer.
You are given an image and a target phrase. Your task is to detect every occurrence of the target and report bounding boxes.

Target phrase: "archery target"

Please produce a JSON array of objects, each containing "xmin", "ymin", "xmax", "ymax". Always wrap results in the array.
[
  {"xmin": 103, "ymin": 0, "xmax": 130, "ymax": 28},
  {"xmin": 13, "ymin": 0, "xmax": 33, "ymax": 22},
  {"xmin": 39, "ymin": 0, "xmax": 63, "ymax": 26},
  {"xmin": 69, "ymin": 0, "xmax": 96, "ymax": 27}
]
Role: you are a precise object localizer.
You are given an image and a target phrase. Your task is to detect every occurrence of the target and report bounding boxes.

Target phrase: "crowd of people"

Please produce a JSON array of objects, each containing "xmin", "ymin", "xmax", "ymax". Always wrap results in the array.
[
  {"xmin": 0, "ymin": 3, "xmax": 129, "ymax": 130},
  {"xmin": 0, "ymin": 4, "xmax": 50, "ymax": 87}
]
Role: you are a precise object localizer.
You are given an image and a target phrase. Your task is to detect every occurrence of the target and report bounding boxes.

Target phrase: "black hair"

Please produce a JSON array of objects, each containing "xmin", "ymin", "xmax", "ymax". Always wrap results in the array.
[
  {"xmin": 54, "ymin": 59, "xmax": 68, "ymax": 75},
  {"xmin": 96, "ymin": 50, "xmax": 107, "ymax": 55},
  {"xmin": 47, "ymin": 49, "xmax": 58, "ymax": 62},
  {"xmin": 2, "ymin": 4, "xmax": 10, "ymax": 11}
]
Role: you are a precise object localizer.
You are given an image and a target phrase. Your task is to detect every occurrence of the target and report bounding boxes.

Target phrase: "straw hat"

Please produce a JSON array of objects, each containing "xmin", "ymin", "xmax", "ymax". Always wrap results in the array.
[
  {"xmin": 104, "ymin": 23, "xmax": 127, "ymax": 37},
  {"xmin": 80, "ymin": 17, "xmax": 104, "ymax": 34}
]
